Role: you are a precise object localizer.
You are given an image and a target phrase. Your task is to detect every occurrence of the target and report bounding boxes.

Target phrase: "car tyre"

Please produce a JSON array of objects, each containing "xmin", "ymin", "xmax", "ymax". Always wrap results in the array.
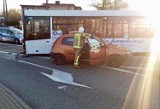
[
  {"xmin": 14, "ymin": 38, "xmax": 20, "ymax": 44},
  {"xmin": 52, "ymin": 54, "xmax": 66, "ymax": 65},
  {"xmin": 105, "ymin": 55, "xmax": 122, "ymax": 68}
]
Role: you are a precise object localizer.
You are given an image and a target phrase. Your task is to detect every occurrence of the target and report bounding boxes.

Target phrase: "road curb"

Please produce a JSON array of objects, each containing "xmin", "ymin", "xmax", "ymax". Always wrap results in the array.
[{"xmin": 0, "ymin": 83, "xmax": 32, "ymax": 109}]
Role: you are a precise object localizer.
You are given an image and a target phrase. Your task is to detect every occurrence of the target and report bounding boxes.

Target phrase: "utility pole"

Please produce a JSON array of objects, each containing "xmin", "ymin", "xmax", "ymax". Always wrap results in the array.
[
  {"xmin": 46, "ymin": 0, "xmax": 48, "ymax": 4},
  {"xmin": 3, "ymin": 0, "xmax": 6, "ymax": 22},
  {"xmin": 102, "ymin": 0, "xmax": 105, "ymax": 10},
  {"xmin": 3, "ymin": 0, "xmax": 8, "ymax": 26},
  {"xmin": 115, "ymin": 0, "xmax": 117, "ymax": 9}
]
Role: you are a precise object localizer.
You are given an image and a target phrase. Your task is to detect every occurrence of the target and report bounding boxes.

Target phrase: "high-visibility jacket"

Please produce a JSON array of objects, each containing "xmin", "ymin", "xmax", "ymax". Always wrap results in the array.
[{"xmin": 73, "ymin": 32, "xmax": 85, "ymax": 49}]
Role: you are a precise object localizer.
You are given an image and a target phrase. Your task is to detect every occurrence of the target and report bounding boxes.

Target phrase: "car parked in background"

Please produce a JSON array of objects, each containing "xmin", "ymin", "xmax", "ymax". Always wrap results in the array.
[
  {"xmin": 0, "ymin": 27, "xmax": 23, "ymax": 44},
  {"xmin": 50, "ymin": 33, "xmax": 131, "ymax": 68}
]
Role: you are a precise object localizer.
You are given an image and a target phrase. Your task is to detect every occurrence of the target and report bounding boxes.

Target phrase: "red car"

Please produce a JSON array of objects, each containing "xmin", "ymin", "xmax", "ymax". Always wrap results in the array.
[{"xmin": 50, "ymin": 34, "xmax": 131, "ymax": 67}]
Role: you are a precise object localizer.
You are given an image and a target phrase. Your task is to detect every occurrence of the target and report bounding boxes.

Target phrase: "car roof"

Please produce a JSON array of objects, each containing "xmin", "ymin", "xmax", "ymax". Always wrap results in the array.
[
  {"xmin": 61, "ymin": 34, "xmax": 74, "ymax": 37},
  {"xmin": 61, "ymin": 33, "xmax": 92, "ymax": 38},
  {"xmin": 0, "ymin": 27, "xmax": 22, "ymax": 33},
  {"xmin": 0, "ymin": 27, "xmax": 12, "ymax": 29},
  {"xmin": 0, "ymin": 27, "xmax": 14, "ymax": 32}
]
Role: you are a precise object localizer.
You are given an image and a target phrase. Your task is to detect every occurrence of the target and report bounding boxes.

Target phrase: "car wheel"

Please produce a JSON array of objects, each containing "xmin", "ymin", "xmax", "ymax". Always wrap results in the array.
[
  {"xmin": 14, "ymin": 38, "xmax": 20, "ymax": 44},
  {"xmin": 106, "ymin": 55, "xmax": 122, "ymax": 68},
  {"xmin": 52, "ymin": 54, "xmax": 66, "ymax": 65}
]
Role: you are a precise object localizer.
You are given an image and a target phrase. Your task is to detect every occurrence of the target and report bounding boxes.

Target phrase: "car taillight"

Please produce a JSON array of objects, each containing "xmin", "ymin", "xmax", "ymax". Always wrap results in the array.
[{"xmin": 52, "ymin": 37, "xmax": 61, "ymax": 49}]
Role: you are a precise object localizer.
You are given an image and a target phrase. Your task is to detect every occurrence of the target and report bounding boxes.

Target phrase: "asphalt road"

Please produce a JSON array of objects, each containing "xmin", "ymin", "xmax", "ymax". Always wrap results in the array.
[{"xmin": 0, "ymin": 42, "xmax": 159, "ymax": 109}]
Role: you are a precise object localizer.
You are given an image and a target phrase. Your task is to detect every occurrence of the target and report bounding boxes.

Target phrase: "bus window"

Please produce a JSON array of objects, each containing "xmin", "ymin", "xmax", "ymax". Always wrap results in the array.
[
  {"xmin": 25, "ymin": 17, "xmax": 50, "ymax": 40},
  {"xmin": 95, "ymin": 19, "xmax": 103, "ymax": 38},
  {"xmin": 129, "ymin": 17, "xmax": 152, "ymax": 38},
  {"xmin": 84, "ymin": 19, "xmax": 96, "ymax": 34},
  {"xmin": 106, "ymin": 17, "xmax": 129, "ymax": 38},
  {"xmin": 53, "ymin": 17, "xmax": 84, "ymax": 34}
]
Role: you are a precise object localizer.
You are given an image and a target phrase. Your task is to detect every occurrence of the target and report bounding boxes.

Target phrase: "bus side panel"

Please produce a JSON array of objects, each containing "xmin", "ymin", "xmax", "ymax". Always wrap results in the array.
[{"xmin": 25, "ymin": 39, "xmax": 52, "ymax": 54}]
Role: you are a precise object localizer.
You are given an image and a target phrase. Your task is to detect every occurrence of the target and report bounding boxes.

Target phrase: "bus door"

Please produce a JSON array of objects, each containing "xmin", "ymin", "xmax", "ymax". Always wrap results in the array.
[{"xmin": 24, "ymin": 17, "xmax": 52, "ymax": 54}]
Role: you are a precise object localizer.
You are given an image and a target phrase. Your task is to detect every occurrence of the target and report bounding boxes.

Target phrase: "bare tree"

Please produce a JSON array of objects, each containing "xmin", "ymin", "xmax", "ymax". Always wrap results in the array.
[
  {"xmin": 8, "ymin": 9, "xmax": 21, "ymax": 21},
  {"xmin": 7, "ymin": 9, "xmax": 21, "ymax": 27},
  {"xmin": 91, "ymin": 0, "xmax": 128, "ymax": 10}
]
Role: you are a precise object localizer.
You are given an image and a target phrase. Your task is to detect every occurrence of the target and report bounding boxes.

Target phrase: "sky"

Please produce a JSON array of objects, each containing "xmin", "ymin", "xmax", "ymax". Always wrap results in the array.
[
  {"xmin": 0, "ymin": 0, "xmax": 159, "ymax": 13},
  {"xmin": 0, "ymin": 0, "xmax": 96, "ymax": 11},
  {"xmin": 0, "ymin": 0, "xmax": 144, "ymax": 11}
]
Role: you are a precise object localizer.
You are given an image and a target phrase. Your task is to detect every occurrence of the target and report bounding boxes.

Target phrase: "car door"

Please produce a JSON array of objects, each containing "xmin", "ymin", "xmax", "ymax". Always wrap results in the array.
[
  {"xmin": 7, "ymin": 30, "xmax": 16, "ymax": 42},
  {"xmin": 2, "ymin": 34, "xmax": 11, "ymax": 42},
  {"xmin": 1, "ymin": 29, "xmax": 10, "ymax": 41},
  {"xmin": 1, "ymin": 29, "xmax": 14, "ymax": 42},
  {"xmin": 61, "ymin": 37, "xmax": 75, "ymax": 62},
  {"xmin": 88, "ymin": 38, "xmax": 106, "ymax": 65}
]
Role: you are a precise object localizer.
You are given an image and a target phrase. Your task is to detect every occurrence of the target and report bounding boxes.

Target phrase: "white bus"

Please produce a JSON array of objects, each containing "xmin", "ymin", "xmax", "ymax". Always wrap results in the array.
[{"xmin": 22, "ymin": 10, "xmax": 154, "ymax": 54}]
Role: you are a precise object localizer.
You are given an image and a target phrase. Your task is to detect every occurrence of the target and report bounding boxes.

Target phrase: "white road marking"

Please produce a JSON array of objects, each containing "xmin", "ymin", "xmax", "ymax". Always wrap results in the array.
[
  {"xmin": 18, "ymin": 60, "xmax": 91, "ymax": 89},
  {"xmin": 19, "ymin": 59, "xmax": 144, "ymax": 77},
  {"xmin": 0, "ymin": 51, "xmax": 10, "ymax": 54},
  {"xmin": 18, "ymin": 60, "xmax": 53, "ymax": 70},
  {"xmin": 0, "ymin": 50, "xmax": 17, "ymax": 55},
  {"xmin": 57, "ymin": 85, "xmax": 67, "ymax": 90},
  {"xmin": 98, "ymin": 65, "xmax": 144, "ymax": 76},
  {"xmin": 134, "ymin": 55, "xmax": 149, "ymax": 59},
  {"xmin": 38, "ymin": 56, "xmax": 50, "ymax": 59},
  {"xmin": 41, "ymin": 70, "xmax": 91, "ymax": 89},
  {"xmin": 120, "ymin": 66, "xmax": 147, "ymax": 70}
]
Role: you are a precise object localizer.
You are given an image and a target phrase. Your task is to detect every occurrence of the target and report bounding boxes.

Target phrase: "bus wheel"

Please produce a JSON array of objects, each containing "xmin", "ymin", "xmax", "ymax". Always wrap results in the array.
[
  {"xmin": 14, "ymin": 38, "xmax": 20, "ymax": 44},
  {"xmin": 52, "ymin": 54, "xmax": 66, "ymax": 65},
  {"xmin": 106, "ymin": 55, "xmax": 122, "ymax": 68}
]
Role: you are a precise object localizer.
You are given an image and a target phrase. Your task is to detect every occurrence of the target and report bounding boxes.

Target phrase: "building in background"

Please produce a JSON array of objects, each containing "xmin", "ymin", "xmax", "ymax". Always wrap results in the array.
[{"xmin": 21, "ymin": 1, "xmax": 82, "ymax": 10}]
